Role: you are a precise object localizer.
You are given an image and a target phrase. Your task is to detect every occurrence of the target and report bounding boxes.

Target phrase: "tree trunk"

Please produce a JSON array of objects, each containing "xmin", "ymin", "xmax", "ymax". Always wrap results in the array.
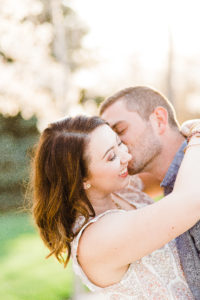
[{"xmin": 50, "ymin": 0, "xmax": 70, "ymax": 114}]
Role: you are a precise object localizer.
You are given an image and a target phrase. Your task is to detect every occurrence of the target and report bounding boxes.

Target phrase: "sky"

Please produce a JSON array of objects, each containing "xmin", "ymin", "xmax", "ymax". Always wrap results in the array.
[{"xmin": 71, "ymin": 0, "xmax": 200, "ymax": 97}]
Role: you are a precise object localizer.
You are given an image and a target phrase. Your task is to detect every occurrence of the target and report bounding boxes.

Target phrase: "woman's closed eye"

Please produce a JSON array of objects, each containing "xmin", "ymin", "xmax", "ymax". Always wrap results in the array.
[
  {"xmin": 108, "ymin": 152, "xmax": 116, "ymax": 161},
  {"xmin": 108, "ymin": 141, "xmax": 123, "ymax": 161}
]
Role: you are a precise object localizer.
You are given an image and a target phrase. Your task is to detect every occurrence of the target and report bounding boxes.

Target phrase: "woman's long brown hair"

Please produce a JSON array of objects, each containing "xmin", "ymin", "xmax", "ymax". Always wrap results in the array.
[{"xmin": 31, "ymin": 115, "xmax": 106, "ymax": 266}]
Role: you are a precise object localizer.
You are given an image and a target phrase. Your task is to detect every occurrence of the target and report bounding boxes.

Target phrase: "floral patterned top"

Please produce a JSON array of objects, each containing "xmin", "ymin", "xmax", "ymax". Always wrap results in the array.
[{"xmin": 71, "ymin": 176, "xmax": 194, "ymax": 299}]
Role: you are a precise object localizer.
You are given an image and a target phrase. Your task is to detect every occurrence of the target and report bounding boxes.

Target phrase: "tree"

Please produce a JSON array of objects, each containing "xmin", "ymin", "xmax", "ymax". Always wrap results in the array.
[
  {"xmin": 0, "ymin": 0, "xmax": 88, "ymax": 125},
  {"xmin": 0, "ymin": 112, "xmax": 39, "ymax": 211}
]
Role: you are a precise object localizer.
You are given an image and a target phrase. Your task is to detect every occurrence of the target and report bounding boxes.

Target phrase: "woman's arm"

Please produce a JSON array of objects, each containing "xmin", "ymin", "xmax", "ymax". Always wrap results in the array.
[{"xmin": 78, "ymin": 134, "xmax": 200, "ymax": 286}]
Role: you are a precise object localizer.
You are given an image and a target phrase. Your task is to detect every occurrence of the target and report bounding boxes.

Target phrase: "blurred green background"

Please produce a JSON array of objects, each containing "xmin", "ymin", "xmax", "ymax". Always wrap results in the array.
[
  {"xmin": 0, "ymin": 113, "xmax": 75, "ymax": 299},
  {"xmin": 0, "ymin": 212, "xmax": 74, "ymax": 300}
]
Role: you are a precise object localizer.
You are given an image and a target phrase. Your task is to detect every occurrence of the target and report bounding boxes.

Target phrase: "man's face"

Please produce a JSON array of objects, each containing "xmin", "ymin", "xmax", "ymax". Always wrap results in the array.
[{"xmin": 101, "ymin": 100, "xmax": 162, "ymax": 175}]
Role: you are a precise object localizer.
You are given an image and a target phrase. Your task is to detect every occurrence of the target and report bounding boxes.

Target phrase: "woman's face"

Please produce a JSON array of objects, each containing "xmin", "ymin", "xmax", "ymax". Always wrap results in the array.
[{"xmin": 85, "ymin": 124, "xmax": 132, "ymax": 194}]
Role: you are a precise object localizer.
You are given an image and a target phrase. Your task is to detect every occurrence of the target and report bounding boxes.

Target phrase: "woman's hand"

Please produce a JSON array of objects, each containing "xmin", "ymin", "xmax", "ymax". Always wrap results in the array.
[{"xmin": 181, "ymin": 119, "xmax": 200, "ymax": 136}]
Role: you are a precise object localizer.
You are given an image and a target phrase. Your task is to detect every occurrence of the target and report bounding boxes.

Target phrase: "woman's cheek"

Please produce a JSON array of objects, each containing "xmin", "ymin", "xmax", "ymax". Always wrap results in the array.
[{"xmin": 112, "ymin": 158, "xmax": 121, "ymax": 171}]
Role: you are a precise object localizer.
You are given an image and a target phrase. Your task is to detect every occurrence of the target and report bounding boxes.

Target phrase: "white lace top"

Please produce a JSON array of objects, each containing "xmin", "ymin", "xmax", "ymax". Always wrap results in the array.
[{"xmin": 71, "ymin": 176, "xmax": 194, "ymax": 299}]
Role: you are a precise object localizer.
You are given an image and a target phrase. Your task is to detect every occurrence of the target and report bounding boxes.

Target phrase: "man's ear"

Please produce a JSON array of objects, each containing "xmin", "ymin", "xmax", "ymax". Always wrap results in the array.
[{"xmin": 150, "ymin": 106, "xmax": 168, "ymax": 134}]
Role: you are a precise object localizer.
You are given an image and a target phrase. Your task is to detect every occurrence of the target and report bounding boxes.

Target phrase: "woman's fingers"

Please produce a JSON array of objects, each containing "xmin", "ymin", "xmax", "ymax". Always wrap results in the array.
[{"xmin": 180, "ymin": 119, "xmax": 200, "ymax": 136}]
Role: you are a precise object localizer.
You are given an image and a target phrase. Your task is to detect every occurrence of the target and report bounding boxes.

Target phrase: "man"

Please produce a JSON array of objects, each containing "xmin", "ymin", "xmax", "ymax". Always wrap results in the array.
[{"xmin": 99, "ymin": 86, "xmax": 200, "ymax": 299}]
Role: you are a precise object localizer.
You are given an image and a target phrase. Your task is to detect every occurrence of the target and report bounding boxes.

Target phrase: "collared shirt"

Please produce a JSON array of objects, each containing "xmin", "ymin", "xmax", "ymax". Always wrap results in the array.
[
  {"xmin": 161, "ymin": 140, "xmax": 187, "ymax": 195},
  {"xmin": 161, "ymin": 140, "xmax": 200, "ymax": 300}
]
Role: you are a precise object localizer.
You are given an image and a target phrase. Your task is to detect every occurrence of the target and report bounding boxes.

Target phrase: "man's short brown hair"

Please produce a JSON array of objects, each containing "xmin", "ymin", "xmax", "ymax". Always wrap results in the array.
[{"xmin": 99, "ymin": 86, "xmax": 179, "ymax": 129}]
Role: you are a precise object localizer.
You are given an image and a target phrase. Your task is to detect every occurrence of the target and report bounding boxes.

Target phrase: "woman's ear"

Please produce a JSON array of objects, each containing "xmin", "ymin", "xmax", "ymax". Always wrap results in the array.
[{"xmin": 83, "ymin": 182, "xmax": 91, "ymax": 190}]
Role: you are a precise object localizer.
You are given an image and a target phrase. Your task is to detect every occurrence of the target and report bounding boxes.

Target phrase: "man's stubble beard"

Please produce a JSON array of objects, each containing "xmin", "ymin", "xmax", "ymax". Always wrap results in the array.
[{"xmin": 127, "ymin": 127, "xmax": 162, "ymax": 175}]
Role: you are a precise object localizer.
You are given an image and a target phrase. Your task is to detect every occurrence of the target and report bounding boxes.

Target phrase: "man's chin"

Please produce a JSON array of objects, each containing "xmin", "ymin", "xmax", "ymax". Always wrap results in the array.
[
  {"xmin": 128, "ymin": 167, "xmax": 137, "ymax": 175},
  {"xmin": 128, "ymin": 165, "xmax": 145, "ymax": 175}
]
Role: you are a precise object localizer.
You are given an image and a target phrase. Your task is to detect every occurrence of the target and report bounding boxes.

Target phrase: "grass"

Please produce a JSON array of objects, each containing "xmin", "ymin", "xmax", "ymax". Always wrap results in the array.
[
  {"xmin": 0, "ymin": 212, "xmax": 75, "ymax": 300},
  {"xmin": 154, "ymin": 194, "xmax": 164, "ymax": 201},
  {"xmin": 0, "ymin": 194, "xmax": 163, "ymax": 300}
]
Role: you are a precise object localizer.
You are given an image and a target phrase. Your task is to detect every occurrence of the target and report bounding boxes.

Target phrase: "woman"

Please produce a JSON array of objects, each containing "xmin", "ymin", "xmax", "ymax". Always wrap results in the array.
[{"xmin": 32, "ymin": 115, "xmax": 200, "ymax": 299}]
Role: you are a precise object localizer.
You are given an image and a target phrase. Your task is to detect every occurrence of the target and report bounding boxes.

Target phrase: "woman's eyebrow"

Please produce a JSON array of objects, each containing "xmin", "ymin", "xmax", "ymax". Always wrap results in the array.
[
  {"xmin": 102, "ymin": 134, "xmax": 119, "ymax": 159},
  {"xmin": 102, "ymin": 145, "xmax": 114, "ymax": 159}
]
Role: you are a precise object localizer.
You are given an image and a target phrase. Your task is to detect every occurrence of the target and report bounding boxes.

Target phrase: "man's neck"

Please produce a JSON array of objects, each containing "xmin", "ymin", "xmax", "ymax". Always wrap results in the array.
[{"xmin": 146, "ymin": 131, "xmax": 185, "ymax": 182}]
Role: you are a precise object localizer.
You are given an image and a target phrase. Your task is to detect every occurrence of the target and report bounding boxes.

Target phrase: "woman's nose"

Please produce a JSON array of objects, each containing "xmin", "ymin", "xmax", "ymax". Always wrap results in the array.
[{"xmin": 120, "ymin": 150, "xmax": 132, "ymax": 164}]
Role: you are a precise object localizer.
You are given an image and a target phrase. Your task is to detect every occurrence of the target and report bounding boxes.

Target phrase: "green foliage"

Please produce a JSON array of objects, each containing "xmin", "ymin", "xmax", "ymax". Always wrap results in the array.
[
  {"xmin": 0, "ymin": 112, "xmax": 39, "ymax": 211},
  {"xmin": 154, "ymin": 194, "xmax": 164, "ymax": 202},
  {"xmin": 78, "ymin": 88, "xmax": 104, "ymax": 108},
  {"xmin": 0, "ymin": 212, "xmax": 74, "ymax": 300}
]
